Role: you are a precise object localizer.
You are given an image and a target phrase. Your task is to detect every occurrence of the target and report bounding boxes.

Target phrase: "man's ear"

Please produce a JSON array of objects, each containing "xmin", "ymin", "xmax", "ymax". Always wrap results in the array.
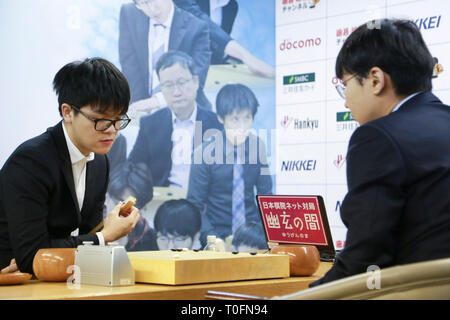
[
  {"xmin": 217, "ymin": 115, "xmax": 224, "ymax": 124},
  {"xmin": 367, "ymin": 66, "xmax": 386, "ymax": 95},
  {"xmin": 61, "ymin": 103, "xmax": 73, "ymax": 123}
]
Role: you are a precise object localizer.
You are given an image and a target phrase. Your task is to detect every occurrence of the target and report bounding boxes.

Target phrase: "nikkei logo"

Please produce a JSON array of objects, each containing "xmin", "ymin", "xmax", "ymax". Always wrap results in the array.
[
  {"xmin": 335, "ymin": 26, "xmax": 358, "ymax": 46},
  {"xmin": 336, "ymin": 111, "xmax": 359, "ymax": 132},
  {"xmin": 281, "ymin": 0, "xmax": 320, "ymax": 12},
  {"xmin": 280, "ymin": 116, "xmax": 319, "ymax": 130},
  {"xmin": 433, "ymin": 57, "xmax": 444, "ymax": 78},
  {"xmin": 414, "ymin": 15, "xmax": 442, "ymax": 30},
  {"xmin": 281, "ymin": 160, "xmax": 317, "ymax": 171},
  {"xmin": 279, "ymin": 38, "xmax": 322, "ymax": 51},
  {"xmin": 335, "ymin": 200, "xmax": 342, "ymax": 213},
  {"xmin": 282, "ymin": 72, "xmax": 316, "ymax": 94},
  {"xmin": 333, "ymin": 154, "xmax": 346, "ymax": 169}
]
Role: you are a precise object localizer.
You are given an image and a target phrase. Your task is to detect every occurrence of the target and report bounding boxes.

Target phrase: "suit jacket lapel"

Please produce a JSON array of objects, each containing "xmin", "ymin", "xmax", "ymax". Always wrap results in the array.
[
  {"xmin": 169, "ymin": 7, "xmax": 186, "ymax": 50},
  {"xmin": 160, "ymin": 109, "xmax": 174, "ymax": 185},
  {"xmin": 198, "ymin": 0, "xmax": 210, "ymax": 14},
  {"xmin": 82, "ymin": 160, "xmax": 97, "ymax": 216},
  {"xmin": 49, "ymin": 121, "xmax": 81, "ymax": 214},
  {"xmin": 134, "ymin": 9, "xmax": 150, "ymax": 80},
  {"xmin": 194, "ymin": 107, "xmax": 208, "ymax": 149}
]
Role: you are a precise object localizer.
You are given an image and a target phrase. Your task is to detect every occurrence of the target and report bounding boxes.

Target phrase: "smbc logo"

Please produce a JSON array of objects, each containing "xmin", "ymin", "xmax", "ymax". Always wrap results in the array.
[
  {"xmin": 283, "ymin": 73, "xmax": 315, "ymax": 85},
  {"xmin": 336, "ymin": 111, "xmax": 355, "ymax": 122}
]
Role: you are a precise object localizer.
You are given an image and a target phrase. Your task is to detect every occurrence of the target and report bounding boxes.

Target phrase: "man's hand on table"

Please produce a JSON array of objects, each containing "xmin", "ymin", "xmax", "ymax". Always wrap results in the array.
[{"xmin": 1, "ymin": 258, "xmax": 18, "ymax": 273}]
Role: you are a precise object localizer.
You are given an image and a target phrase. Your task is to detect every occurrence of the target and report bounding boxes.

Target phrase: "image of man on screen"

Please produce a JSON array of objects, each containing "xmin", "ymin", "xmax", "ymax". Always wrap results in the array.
[
  {"xmin": 119, "ymin": 0, "xmax": 212, "ymax": 114},
  {"xmin": 127, "ymin": 51, "xmax": 222, "ymax": 189}
]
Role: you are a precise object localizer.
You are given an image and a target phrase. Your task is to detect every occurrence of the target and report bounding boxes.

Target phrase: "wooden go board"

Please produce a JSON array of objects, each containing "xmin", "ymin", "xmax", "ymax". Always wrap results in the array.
[{"xmin": 128, "ymin": 250, "xmax": 290, "ymax": 285}]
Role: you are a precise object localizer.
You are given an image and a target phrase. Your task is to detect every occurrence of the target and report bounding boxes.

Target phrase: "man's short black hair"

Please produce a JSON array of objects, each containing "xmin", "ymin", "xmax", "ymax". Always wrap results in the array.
[
  {"xmin": 53, "ymin": 57, "xmax": 130, "ymax": 116},
  {"xmin": 232, "ymin": 221, "xmax": 267, "ymax": 250},
  {"xmin": 336, "ymin": 18, "xmax": 435, "ymax": 96},
  {"xmin": 216, "ymin": 83, "xmax": 259, "ymax": 119},
  {"xmin": 154, "ymin": 199, "xmax": 201, "ymax": 238},
  {"xmin": 155, "ymin": 50, "xmax": 197, "ymax": 78}
]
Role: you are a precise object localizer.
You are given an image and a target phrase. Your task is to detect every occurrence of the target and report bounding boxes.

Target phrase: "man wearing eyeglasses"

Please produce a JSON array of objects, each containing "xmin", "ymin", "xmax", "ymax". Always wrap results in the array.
[
  {"xmin": 310, "ymin": 19, "xmax": 450, "ymax": 287},
  {"xmin": 154, "ymin": 199, "xmax": 201, "ymax": 250},
  {"xmin": 0, "ymin": 58, "xmax": 141, "ymax": 275},
  {"xmin": 127, "ymin": 50, "xmax": 223, "ymax": 190}
]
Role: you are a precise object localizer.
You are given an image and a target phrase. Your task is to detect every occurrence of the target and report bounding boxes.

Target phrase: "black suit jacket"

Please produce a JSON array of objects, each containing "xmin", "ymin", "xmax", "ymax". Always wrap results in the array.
[
  {"xmin": 127, "ymin": 106, "xmax": 223, "ymax": 187},
  {"xmin": 187, "ymin": 131, "xmax": 273, "ymax": 246},
  {"xmin": 311, "ymin": 91, "xmax": 450, "ymax": 286},
  {"xmin": 119, "ymin": 3, "xmax": 212, "ymax": 108},
  {"xmin": 0, "ymin": 122, "xmax": 107, "ymax": 274}
]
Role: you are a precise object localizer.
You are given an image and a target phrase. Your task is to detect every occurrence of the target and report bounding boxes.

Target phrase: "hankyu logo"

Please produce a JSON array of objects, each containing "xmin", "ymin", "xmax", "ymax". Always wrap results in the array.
[
  {"xmin": 414, "ymin": 15, "xmax": 442, "ymax": 30},
  {"xmin": 333, "ymin": 154, "xmax": 346, "ymax": 169},
  {"xmin": 280, "ymin": 115, "xmax": 293, "ymax": 128},
  {"xmin": 281, "ymin": 116, "xmax": 319, "ymax": 130},
  {"xmin": 279, "ymin": 38, "xmax": 322, "ymax": 51},
  {"xmin": 282, "ymin": 0, "xmax": 320, "ymax": 11},
  {"xmin": 281, "ymin": 160, "xmax": 317, "ymax": 171},
  {"xmin": 282, "ymin": 72, "xmax": 316, "ymax": 94}
]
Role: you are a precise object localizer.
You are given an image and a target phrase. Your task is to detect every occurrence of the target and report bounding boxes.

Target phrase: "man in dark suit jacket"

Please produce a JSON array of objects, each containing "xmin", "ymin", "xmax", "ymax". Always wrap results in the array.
[
  {"xmin": 175, "ymin": 0, "xmax": 274, "ymax": 77},
  {"xmin": 119, "ymin": 0, "xmax": 212, "ymax": 112},
  {"xmin": 0, "ymin": 58, "xmax": 140, "ymax": 274},
  {"xmin": 310, "ymin": 19, "xmax": 450, "ymax": 286},
  {"xmin": 175, "ymin": 0, "xmax": 237, "ymax": 64},
  {"xmin": 187, "ymin": 84, "xmax": 272, "ymax": 247},
  {"xmin": 128, "ymin": 51, "xmax": 223, "ymax": 189}
]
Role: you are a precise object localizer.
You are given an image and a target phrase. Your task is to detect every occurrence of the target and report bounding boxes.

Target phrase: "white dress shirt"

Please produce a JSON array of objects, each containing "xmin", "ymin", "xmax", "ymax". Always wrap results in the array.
[
  {"xmin": 209, "ymin": 0, "xmax": 231, "ymax": 26},
  {"xmin": 148, "ymin": 3, "xmax": 174, "ymax": 107},
  {"xmin": 168, "ymin": 105, "xmax": 197, "ymax": 189},
  {"xmin": 391, "ymin": 92, "xmax": 421, "ymax": 113},
  {"xmin": 62, "ymin": 123, "xmax": 105, "ymax": 245}
]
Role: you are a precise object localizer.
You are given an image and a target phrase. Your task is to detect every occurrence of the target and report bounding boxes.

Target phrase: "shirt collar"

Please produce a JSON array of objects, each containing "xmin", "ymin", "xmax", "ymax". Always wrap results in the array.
[
  {"xmin": 391, "ymin": 92, "xmax": 422, "ymax": 113},
  {"xmin": 171, "ymin": 104, "xmax": 197, "ymax": 125},
  {"xmin": 224, "ymin": 132, "xmax": 251, "ymax": 157},
  {"xmin": 62, "ymin": 122, "xmax": 95, "ymax": 165},
  {"xmin": 210, "ymin": 0, "xmax": 231, "ymax": 11}
]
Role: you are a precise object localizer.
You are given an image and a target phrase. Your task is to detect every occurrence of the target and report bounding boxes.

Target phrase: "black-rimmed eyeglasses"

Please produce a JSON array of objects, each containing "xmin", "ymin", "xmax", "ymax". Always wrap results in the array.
[{"xmin": 70, "ymin": 105, "xmax": 131, "ymax": 131}]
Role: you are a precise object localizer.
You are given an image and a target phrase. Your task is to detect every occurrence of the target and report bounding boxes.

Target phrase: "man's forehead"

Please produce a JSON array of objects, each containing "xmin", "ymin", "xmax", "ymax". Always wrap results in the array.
[
  {"xmin": 229, "ymin": 109, "xmax": 252, "ymax": 117},
  {"xmin": 157, "ymin": 231, "xmax": 188, "ymax": 237},
  {"xmin": 87, "ymin": 105, "xmax": 125, "ymax": 118},
  {"xmin": 160, "ymin": 63, "xmax": 192, "ymax": 78}
]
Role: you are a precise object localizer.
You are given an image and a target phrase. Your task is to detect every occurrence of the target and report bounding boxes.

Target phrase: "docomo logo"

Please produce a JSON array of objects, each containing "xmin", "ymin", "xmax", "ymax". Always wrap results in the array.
[{"xmin": 280, "ymin": 37, "xmax": 322, "ymax": 51}]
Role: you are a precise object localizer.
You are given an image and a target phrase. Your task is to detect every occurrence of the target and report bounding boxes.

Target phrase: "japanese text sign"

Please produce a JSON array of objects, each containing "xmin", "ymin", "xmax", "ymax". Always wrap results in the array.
[{"xmin": 257, "ymin": 195, "xmax": 328, "ymax": 246}]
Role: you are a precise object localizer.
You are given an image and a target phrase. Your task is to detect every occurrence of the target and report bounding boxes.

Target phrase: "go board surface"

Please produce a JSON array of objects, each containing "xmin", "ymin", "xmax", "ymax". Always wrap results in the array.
[{"xmin": 128, "ymin": 250, "xmax": 290, "ymax": 285}]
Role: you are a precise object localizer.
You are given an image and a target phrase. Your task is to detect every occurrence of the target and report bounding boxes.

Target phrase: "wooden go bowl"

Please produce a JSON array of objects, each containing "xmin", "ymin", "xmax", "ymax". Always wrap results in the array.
[
  {"xmin": 270, "ymin": 245, "xmax": 320, "ymax": 276},
  {"xmin": 32, "ymin": 248, "xmax": 76, "ymax": 281}
]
